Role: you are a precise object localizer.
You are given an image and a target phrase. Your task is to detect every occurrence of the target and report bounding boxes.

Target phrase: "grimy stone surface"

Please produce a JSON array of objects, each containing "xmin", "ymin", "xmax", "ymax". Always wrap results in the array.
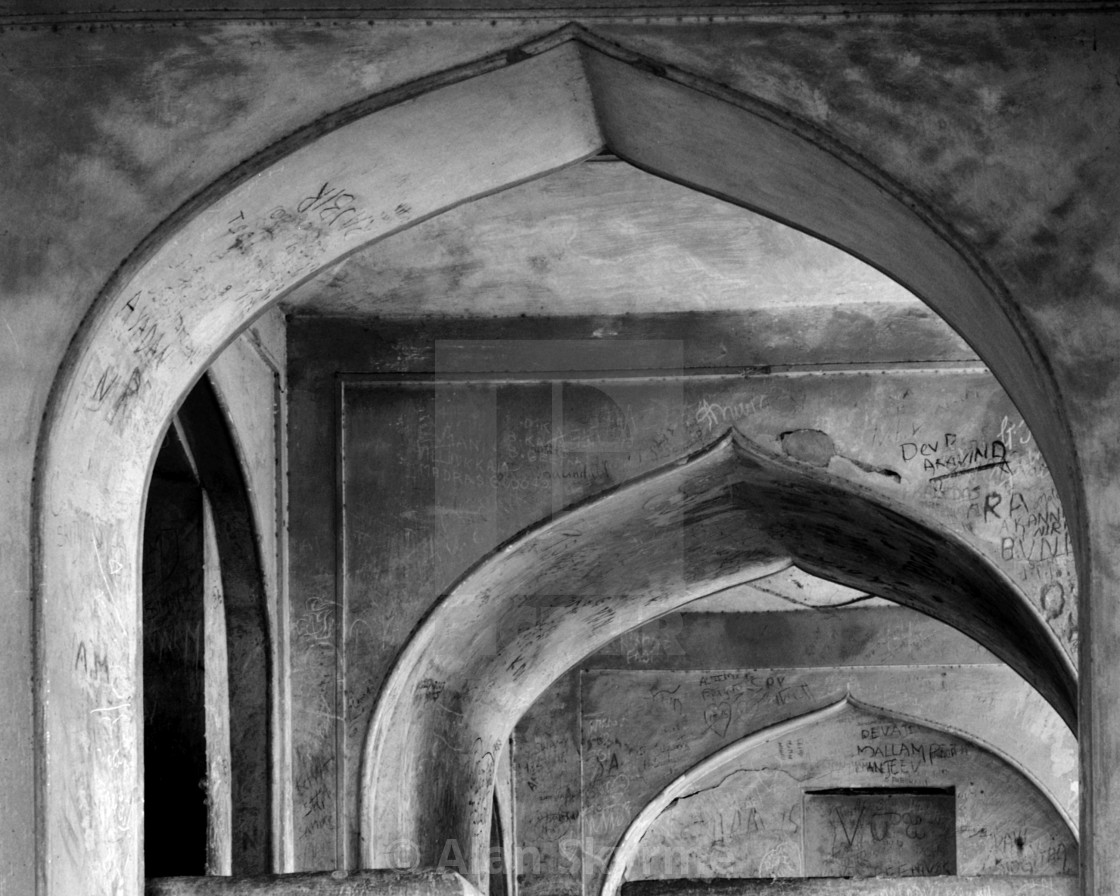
[
  {"xmin": 281, "ymin": 163, "xmax": 927, "ymax": 323},
  {"xmin": 3, "ymin": 12, "xmax": 1118, "ymax": 896}
]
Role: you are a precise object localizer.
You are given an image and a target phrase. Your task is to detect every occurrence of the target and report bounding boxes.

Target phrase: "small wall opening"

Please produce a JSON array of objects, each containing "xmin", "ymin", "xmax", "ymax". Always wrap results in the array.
[{"xmin": 803, "ymin": 787, "xmax": 957, "ymax": 878}]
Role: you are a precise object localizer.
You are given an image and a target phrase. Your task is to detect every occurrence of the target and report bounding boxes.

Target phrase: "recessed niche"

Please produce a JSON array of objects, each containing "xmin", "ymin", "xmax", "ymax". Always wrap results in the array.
[{"xmin": 803, "ymin": 787, "xmax": 956, "ymax": 878}]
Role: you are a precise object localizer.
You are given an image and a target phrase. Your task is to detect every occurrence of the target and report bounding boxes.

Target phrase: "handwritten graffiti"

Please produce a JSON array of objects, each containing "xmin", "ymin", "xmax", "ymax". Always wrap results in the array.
[
  {"xmin": 287, "ymin": 181, "xmax": 409, "ymax": 238},
  {"xmin": 292, "ymin": 595, "xmax": 335, "ymax": 650},
  {"xmin": 75, "ymin": 640, "xmax": 111, "ymax": 683},
  {"xmin": 694, "ymin": 394, "xmax": 769, "ymax": 431},
  {"xmin": 900, "ymin": 433, "xmax": 1010, "ymax": 481},
  {"xmin": 856, "ymin": 741, "xmax": 968, "ymax": 777}
]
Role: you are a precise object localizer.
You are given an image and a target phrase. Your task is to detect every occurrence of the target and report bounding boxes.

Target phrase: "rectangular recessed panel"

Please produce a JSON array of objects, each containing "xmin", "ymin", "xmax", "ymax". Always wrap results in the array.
[{"xmin": 803, "ymin": 788, "xmax": 956, "ymax": 878}]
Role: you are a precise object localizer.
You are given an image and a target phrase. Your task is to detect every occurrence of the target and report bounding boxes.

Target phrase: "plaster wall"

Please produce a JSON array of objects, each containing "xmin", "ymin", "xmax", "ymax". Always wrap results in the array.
[{"xmin": 209, "ymin": 308, "xmax": 287, "ymax": 635}]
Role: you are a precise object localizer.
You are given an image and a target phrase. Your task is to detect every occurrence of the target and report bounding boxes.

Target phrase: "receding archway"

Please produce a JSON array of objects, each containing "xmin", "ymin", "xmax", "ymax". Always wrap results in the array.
[
  {"xmin": 32, "ymin": 26, "xmax": 1078, "ymax": 896},
  {"xmin": 360, "ymin": 430, "xmax": 1073, "ymax": 885}
]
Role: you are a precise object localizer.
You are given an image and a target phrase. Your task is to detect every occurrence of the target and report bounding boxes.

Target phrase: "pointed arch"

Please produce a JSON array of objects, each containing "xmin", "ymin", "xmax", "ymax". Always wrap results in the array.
[
  {"xmin": 360, "ymin": 430, "xmax": 1073, "ymax": 885},
  {"xmin": 602, "ymin": 695, "xmax": 1076, "ymax": 896},
  {"xmin": 33, "ymin": 39, "xmax": 602, "ymax": 896},
  {"xmin": 31, "ymin": 27, "xmax": 1078, "ymax": 896},
  {"xmin": 602, "ymin": 699, "xmax": 855, "ymax": 896}
]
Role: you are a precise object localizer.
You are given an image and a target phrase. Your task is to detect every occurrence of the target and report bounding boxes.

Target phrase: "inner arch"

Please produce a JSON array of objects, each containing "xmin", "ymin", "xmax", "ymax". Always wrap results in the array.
[
  {"xmin": 361, "ymin": 430, "xmax": 1073, "ymax": 882},
  {"xmin": 602, "ymin": 696, "xmax": 1076, "ymax": 895}
]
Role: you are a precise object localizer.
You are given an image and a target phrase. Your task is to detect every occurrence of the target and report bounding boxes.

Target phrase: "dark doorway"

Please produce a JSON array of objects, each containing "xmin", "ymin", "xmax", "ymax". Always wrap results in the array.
[{"xmin": 143, "ymin": 425, "xmax": 209, "ymax": 876}]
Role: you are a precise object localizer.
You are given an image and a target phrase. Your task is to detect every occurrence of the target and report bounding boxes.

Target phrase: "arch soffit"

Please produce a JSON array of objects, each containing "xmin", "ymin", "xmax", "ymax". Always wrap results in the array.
[
  {"xmin": 31, "ymin": 25, "xmax": 1076, "ymax": 896},
  {"xmin": 600, "ymin": 694, "xmax": 1077, "ymax": 896}
]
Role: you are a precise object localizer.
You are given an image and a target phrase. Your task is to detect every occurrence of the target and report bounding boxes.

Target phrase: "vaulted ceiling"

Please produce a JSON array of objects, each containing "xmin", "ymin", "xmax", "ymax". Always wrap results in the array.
[{"xmin": 282, "ymin": 158, "xmax": 976, "ymax": 372}]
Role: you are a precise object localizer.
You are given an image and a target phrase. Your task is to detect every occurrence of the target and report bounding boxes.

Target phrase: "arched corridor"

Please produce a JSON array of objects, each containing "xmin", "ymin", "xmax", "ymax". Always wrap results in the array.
[{"xmin": 4, "ymin": 9, "xmax": 1118, "ymax": 896}]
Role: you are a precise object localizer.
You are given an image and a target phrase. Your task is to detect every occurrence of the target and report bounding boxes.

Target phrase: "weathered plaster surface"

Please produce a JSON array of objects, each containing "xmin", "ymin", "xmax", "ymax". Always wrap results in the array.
[
  {"xmin": 145, "ymin": 866, "xmax": 481, "ymax": 896},
  {"xmin": 624, "ymin": 877, "xmax": 1077, "ymax": 896}
]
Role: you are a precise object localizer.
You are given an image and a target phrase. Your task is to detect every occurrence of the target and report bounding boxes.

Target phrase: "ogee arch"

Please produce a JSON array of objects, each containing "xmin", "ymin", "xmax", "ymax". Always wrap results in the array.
[
  {"xmin": 602, "ymin": 694, "xmax": 1076, "ymax": 896},
  {"xmin": 360, "ymin": 430, "xmax": 1074, "ymax": 886}
]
